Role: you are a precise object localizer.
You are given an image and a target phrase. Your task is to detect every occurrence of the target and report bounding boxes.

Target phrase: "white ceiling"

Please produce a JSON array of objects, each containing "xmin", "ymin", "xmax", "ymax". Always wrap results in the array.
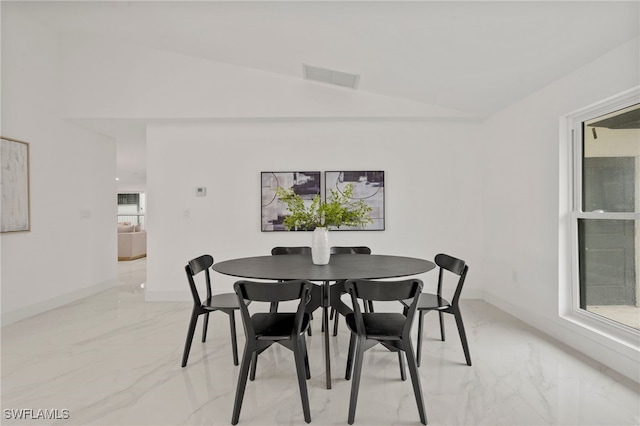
[{"xmin": 9, "ymin": 1, "xmax": 640, "ymax": 185}]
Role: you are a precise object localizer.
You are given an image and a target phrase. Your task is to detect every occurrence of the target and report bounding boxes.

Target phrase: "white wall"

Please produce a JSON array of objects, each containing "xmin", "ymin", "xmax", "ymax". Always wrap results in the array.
[
  {"xmin": 0, "ymin": 7, "xmax": 118, "ymax": 324},
  {"xmin": 146, "ymin": 120, "xmax": 483, "ymax": 300},
  {"xmin": 117, "ymin": 181, "xmax": 147, "ymax": 194},
  {"xmin": 481, "ymin": 37, "xmax": 640, "ymax": 381}
]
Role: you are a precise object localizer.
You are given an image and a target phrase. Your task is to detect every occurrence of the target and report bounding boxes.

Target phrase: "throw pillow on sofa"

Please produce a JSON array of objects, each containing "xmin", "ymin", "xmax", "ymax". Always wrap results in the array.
[{"xmin": 118, "ymin": 225, "xmax": 135, "ymax": 233}]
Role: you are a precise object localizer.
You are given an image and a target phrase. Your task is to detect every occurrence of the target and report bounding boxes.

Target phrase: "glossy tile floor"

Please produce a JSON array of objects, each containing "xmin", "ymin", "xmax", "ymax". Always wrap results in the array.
[{"xmin": 2, "ymin": 258, "xmax": 639, "ymax": 425}]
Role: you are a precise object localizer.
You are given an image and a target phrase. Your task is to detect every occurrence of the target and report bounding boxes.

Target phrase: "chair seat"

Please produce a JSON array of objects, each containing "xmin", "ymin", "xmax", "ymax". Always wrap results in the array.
[
  {"xmin": 345, "ymin": 312, "xmax": 406, "ymax": 339},
  {"xmin": 202, "ymin": 292, "xmax": 241, "ymax": 310},
  {"xmin": 252, "ymin": 313, "xmax": 311, "ymax": 338},
  {"xmin": 417, "ymin": 292, "xmax": 451, "ymax": 310}
]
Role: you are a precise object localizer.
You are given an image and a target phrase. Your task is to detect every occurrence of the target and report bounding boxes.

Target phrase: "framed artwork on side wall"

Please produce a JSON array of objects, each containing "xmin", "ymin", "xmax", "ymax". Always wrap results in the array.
[
  {"xmin": 325, "ymin": 171, "xmax": 385, "ymax": 231},
  {"xmin": 1, "ymin": 137, "xmax": 30, "ymax": 233}
]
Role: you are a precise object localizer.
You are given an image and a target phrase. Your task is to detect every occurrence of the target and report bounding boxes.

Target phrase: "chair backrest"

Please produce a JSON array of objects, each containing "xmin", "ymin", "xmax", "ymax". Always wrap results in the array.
[
  {"xmin": 330, "ymin": 246, "xmax": 372, "ymax": 255},
  {"xmin": 345, "ymin": 278, "xmax": 423, "ymax": 338},
  {"xmin": 434, "ymin": 253, "xmax": 469, "ymax": 305},
  {"xmin": 234, "ymin": 280, "xmax": 311, "ymax": 303},
  {"xmin": 271, "ymin": 246, "xmax": 312, "ymax": 255},
  {"xmin": 185, "ymin": 254, "xmax": 215, "ymax": 307},
  {"xmin": 234, "ymin": 280, "xmax": 313, "ymax": 337}
]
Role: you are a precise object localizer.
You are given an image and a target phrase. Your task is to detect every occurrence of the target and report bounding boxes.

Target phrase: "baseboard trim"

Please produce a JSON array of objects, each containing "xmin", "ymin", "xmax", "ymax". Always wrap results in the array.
[
  {"xmin": 1, "ymin": 279, "xmax": 118, "ymax": 327},
  {"xmin": 461, "ymin": 288, "xmax": 483, "ymax": 299}
]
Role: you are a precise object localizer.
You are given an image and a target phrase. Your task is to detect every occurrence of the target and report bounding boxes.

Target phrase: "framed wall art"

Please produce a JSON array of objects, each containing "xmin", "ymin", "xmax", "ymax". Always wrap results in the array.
[
  {"xmin": 325, "ymin": 170, "xmax": 385, "ymax": 231},
  {"xmin": 261, "ymin": 171, "xmax": 321, "ymax": 231},
  {"xmin": 1, "ymin": 137, "xmax": 31, "ymax": 233}
]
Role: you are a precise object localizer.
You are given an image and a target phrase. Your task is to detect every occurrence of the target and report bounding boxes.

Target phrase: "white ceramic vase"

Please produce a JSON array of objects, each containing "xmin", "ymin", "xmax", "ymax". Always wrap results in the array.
[{"xmin": 312, "ymin": 227, "xmax": 330, "ymax": 265}]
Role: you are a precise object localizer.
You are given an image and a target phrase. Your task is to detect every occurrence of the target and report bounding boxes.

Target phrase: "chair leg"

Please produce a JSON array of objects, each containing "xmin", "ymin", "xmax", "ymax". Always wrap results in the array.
[
  {"xmin": 332, "ymin": 311, "xmax": 340, "ymax": 336},
  {"xmin": 249, "ymin": 351, "xmax": 258, "ymax": 381},
  {"xmin": 231, "ymin": 343, "xmax": 254, "ymax": 425},
  {"xmin": 293, "ymin": 337, "xmax": 312, "ymax": 423},
  {"xmin": 229, "ymin": 310, "xmax": 239, "ymax": 366},
  {"xmin": 367, "ymin": 300, "xmax": 374, "ymax": 313},
  {"xmin": 302, "ymin": 335, "xmax": 311, "ymax": 380},
  {"xmin": 201, "ymin": 312, "xmax": 210, "ymax": 342},
  {"xmin": 403, "ymin": 340, "xmax": 427, "ymax": 425},
  {"xmin": 322, "ymin": 306, "xmax": 331, "ymax": 389},
  {"xmin": 345, "ymin": 332, "xmax": 356, "ymax": 380},
  {"xmin": 181, "ymin": 309, "xmax": 199, "ymax": 367},
  {"xmin": 269, "ymin": 302, "xmax": 279, "ymax": 313},
  {"xmin": 307, "ymin": 312, "xmax": 313, "ymax": 336},
  {"xmin": 416, "ymin": 311, "xmax": 424, "ymax": 368},
  {"xmin": 439, "ymin": 311, "xmax": 446, "ymax": 341},
  {"xmin": 398, "ymin": 351, "xmax": 406, "ymax": 381},
  {"xmin": 322, "ymin": 307, "xmax": 331, "ymax": 334},
  {"xmin": 347, "ymin": 336, "xmax": 366, "ymax": 425},
  {"xmin": 453, "ymin": 309, "xmax": 472, "ymax": 366}
]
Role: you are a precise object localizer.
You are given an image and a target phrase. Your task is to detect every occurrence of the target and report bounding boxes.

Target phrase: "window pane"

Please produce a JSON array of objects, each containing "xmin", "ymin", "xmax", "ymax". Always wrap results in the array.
[
  {"xmin": 582, "ymin": 104, "xmax": 640, "ymax": 213},
  {"xmin": 578, "ymin": 219, "xmax": 639, "ymax": 330}
]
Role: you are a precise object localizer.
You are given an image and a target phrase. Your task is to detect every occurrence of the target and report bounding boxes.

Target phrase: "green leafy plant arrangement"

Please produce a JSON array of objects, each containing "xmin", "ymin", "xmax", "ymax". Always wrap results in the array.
[{"xmin": 276, "ymin": 184, "xmax": 373, "ymax": 230}]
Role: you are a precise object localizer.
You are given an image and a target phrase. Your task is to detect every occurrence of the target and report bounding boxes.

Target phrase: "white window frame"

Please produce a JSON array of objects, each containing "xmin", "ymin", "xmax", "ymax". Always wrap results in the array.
[{"xmin": 562, "ymin": 87, "xmax": 640, "ymax": 345}]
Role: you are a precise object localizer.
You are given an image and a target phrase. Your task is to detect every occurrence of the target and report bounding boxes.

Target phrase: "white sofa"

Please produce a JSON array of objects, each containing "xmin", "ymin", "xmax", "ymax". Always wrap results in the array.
[{"xmin": 117, "ymin": 223, "xmax": 147, "ymax": 261}]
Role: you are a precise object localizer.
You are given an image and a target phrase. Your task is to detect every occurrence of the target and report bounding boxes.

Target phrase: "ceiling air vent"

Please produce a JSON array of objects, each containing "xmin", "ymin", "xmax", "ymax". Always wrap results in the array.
[{"xmin": 303, "ymin": 64, "xmax": 360, "ymax": 89}]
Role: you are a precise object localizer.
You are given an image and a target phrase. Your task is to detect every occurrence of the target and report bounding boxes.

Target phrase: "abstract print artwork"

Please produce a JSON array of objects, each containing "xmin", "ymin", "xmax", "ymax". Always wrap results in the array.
[
  {"xmin": 261, "ymin": 171, "xmax": 321, "ymax": 231},
  {"xmin": 325, "ymin": 171, "xmax": 385, "ymax": 231},
  {"xmin": 1, "ymin": 137, "xmax": 30, "ymax": 233}
]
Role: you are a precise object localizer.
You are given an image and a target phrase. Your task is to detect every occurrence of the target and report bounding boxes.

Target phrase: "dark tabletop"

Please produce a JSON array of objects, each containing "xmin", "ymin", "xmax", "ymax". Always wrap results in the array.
[{"xmin": 211, "ymin": 254, "xmax": 435, "ymax": 281}]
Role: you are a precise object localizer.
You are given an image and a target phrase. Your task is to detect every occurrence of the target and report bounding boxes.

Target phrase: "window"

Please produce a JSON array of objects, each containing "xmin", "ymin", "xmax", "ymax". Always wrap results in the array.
[
  {"xmin": 568, "ymin": 90, "xmax": 639, "ymax": 333},
  {"xmin": 117, "ymin": 192, "xmax": 146, "ymax": 227}
]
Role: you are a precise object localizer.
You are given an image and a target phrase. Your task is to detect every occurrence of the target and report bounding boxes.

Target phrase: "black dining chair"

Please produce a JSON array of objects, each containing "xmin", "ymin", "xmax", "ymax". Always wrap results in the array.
[
  {"xmin": 270, "ymin": 246, "xmax": 317, "ymax": 335},
  {"xmin": 330, "ymin": 246, "xmax": 371, "ymax": 255},
  {"xmin": 411, "ymin": 253, "xmax": 471, "ymax": 367},
  {"xmin": 181, "ymin": 254, "xmax": 246, "ymax": 368},
  {"xmin": 343, "ymin": 278, "xmax": 426, "ymax": 425},
  {"xmin": 328, "ymin": 246, "xmax": 372, "ymax": 336},
  {"xmin": 271, "ymin": 246, "xmax": 312, "ymax": 256},
  {"xmin": 231, "ymin": 280, "xmax": 313, "ymax": 425}
]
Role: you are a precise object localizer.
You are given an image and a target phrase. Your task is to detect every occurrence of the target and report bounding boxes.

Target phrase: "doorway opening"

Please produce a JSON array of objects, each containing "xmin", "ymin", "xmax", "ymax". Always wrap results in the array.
[{"xmin": 117, "ymin": 192, "xmax": 147, "ymax": 262}]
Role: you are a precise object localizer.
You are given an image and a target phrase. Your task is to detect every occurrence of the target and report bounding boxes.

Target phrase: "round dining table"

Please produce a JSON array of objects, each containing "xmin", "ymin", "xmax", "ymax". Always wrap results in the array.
[{"xmin": 212, "ymin": 253, "xmax": 435, "ymax": 389}]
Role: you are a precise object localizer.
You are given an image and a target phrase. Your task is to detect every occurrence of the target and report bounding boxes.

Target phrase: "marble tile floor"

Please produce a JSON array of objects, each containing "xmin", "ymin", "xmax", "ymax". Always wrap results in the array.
[{"xmin": 1, "ymin": 258, "xmax": 639, "ymax": 425}]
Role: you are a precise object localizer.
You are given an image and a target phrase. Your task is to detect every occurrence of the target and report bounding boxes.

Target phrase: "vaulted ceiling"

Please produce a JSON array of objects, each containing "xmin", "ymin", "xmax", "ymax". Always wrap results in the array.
[
  {"xmin": 5, "ymin": 1, "xmax": 639, "ymax": 185},
  {"xmin": 13, "ymin": 1, "xmax": 640, "ymax": 117}
]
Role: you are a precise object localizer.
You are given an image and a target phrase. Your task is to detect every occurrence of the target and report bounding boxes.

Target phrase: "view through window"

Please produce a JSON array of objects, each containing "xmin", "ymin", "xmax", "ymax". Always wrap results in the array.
[
  {"xmin": 577, "ymin": 103, "xmax": 639, "ymax": 330},
  {"xmin": 117, "ymin": 193, "xmax": 146, "ymax": 228}
]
